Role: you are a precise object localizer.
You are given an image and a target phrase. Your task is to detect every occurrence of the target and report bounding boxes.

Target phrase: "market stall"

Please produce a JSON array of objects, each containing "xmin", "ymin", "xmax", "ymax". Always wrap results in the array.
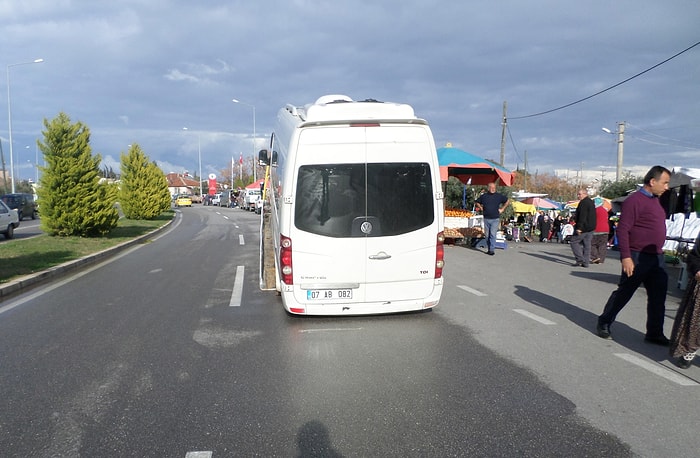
[
  {"xmin": 438, "ymin": 144, "xmax": 515, "ymax": 247},
  {"xmin": 443, "ymin": 209, "xmax": 484, "ymax": 244}
]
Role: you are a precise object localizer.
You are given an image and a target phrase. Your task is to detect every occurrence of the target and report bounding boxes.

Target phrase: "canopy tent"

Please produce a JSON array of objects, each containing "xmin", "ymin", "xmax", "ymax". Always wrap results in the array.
[
  {"xmin": 567, "ymin": 196, "xmax": 612, "ymax": 212},
  {"xmin": 594, "ymin": 197, "xmax": 613, "ymax": 211},
  {"xmin": 245, "ymin": 178, "xmax": 265, "ymax": 190},
  {"xmin": 512, "ymin": 201, "xmax": 536, "ymax": 214},
  {"xmin": 670, "ymin": 167, "xmax": 700, "ymax": 188},
  {"xmin": 437, "ymin": 146, "xmax": 515, "ymax": 186},
  {"xmin": 521, "ymin": 197, "xmax": 561, "ymax": 210}
]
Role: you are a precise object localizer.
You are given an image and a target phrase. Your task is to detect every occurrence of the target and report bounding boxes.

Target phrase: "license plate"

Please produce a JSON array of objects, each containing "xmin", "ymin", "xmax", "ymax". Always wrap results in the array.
[{"xmin": 306, "ymin": 289, "xmax": 353, "ymax": 300}]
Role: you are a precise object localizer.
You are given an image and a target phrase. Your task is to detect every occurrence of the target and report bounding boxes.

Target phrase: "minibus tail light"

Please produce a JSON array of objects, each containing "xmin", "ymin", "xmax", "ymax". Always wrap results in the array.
[
  {"xmin": 435, "ymin": 231, "xmax": 445, "ymax": 278},
  {"xmin": 280, "ymin": 234, "xmax": 293, "ymax": 285}
]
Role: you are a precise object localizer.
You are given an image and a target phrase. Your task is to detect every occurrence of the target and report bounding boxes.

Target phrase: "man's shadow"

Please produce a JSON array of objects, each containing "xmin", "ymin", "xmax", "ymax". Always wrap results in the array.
[{"xmin": 513, "ymin": 285, "xmax": 676, "ymax": 362}]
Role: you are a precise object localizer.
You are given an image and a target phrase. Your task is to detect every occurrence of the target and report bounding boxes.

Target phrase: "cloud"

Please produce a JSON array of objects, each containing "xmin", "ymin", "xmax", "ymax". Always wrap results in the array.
[
  {"xmin": 164, "ymin": 69, "xmax": 200, "ymax": 83},
  {"xmin": 1, "ymin": 0, "xmax": 698, "ymax": 181}
]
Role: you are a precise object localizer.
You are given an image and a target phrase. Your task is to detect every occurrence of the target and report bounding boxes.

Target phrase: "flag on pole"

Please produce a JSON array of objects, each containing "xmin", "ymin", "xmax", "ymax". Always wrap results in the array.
[{"xmin": 239, "ymin": 153, "xmax": 243, "ymax": 165}]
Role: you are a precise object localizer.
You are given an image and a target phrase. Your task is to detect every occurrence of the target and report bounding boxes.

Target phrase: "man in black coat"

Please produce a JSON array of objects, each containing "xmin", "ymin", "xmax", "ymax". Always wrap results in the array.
[{"xmin": 570, "ymin": 189, "xmax": 596, "ymax": 267}]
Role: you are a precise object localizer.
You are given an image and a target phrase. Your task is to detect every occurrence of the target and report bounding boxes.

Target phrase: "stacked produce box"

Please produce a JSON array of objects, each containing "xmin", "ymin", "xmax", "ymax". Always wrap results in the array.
[{"xmin": 443, "ymin": 209, "xmax": 485, "ymax": 240}]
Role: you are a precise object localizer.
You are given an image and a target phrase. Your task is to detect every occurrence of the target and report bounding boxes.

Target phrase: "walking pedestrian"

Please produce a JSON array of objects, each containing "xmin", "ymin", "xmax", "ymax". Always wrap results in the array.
[
  {"xmin": 670, "ymin": 233, "xmax": 700, "ymax": 368},
  {"xmin": 475, "ymin": 182, "xmax": 509, "ymax": 256},
  {"xmin": 596, "ymin": 165, "xmax": 672, "ymax": 345},
  {"xmin": 570, "ymin": 189, "xmax": 596, "ymax": 267},
  {"xmin": 590, "ymin": 202, "xmax": 610, "ymax": 264}
]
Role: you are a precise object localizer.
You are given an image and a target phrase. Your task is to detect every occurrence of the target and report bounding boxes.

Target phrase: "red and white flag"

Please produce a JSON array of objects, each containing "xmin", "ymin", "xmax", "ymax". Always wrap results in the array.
[{"xmin": 239, "ymin": 153, "xmax": 243, "ymax": 165}]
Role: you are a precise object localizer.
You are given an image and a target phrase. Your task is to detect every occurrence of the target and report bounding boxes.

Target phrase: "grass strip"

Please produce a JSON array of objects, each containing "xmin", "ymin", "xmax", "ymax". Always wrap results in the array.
[{"xmin": 0, "ymin": 211, "xmax": 174, "ymax": 283}]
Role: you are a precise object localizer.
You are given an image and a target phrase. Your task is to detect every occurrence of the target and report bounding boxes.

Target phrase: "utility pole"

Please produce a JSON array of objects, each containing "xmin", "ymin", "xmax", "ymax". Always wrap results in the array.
[
  {"xmin": 523, "ymin": 150, "xmax": 528, "ymax": 192},
  {"xmin": 615, "ymin": 121, "xmax": 625, "ymax": 182},
  {"xmin": 500, "ymin": 101, "xmax": 507, "ymax": 166}
]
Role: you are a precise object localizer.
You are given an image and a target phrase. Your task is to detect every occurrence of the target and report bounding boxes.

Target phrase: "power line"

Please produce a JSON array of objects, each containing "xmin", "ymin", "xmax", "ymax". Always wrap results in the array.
[
  {"xmin": 626, "ymin": 122, "xmax": 700, "ymax": 149},
  {"xmin": 509, "ymin": 40, "xmax": 700, "ymax": 120}
]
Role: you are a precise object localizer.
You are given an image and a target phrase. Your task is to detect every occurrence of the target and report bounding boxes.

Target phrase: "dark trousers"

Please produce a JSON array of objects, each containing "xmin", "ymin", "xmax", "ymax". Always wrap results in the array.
[
  {"xmin": 599, "ymin": 252, "xmax": 668, "ymax": 336},
  {"xmin": 590, "ymin": 233, "xmax": 608, "ymax": 262},
  {"xmin": 570, "ymin": 231, "xmax": 593, "ymax": 265}
]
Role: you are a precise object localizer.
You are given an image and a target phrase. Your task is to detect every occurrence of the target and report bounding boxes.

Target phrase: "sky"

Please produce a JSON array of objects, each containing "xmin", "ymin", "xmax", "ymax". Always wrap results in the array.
[{"xmin": 1, "ymin": 0, "xmax": 699, "ymax": 185}]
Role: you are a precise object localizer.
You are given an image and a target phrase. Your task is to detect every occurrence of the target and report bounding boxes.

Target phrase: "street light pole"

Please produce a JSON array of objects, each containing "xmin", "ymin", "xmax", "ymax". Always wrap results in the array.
[
  {"xmin": 232, "ymin": 99, "xmax": 256, "ymax": 181},
  {"xmin": 602, "ymin": 121, "xmax": 625, "ymax": 182},
  {"xmin": 7, "ymin": 58, "xmax": 43, "ymax": 193},
  {"xmin": 182, "ymin": 127, "xmax": 203, "ymax": 196}
]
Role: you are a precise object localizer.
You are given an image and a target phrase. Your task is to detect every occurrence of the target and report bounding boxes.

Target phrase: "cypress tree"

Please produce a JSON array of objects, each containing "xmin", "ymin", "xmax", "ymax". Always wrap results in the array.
[
  {"xmin": 37, "ymin": 112, "xmax": 119, "ymax": 236},
  {"xmin": 119, "ymin": 144, "xmax": 170, "ymax": 219},
  {"xmin": 150, "ymin": 161, "xmax": 173, "ymax": 215}
]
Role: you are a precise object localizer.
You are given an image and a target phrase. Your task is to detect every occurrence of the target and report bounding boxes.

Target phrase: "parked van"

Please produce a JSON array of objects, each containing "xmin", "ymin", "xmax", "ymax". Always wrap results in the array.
[
  {"xmin": 0, "ymin": 193, "xmax": 38, "ymax": 221},
  {"xmin": 243, "ymin": 188, "xmax": 262, "ymax": 211},
  {"xmin": 260, "ymin": 95, "xmax": 445, "ymax": 315}
]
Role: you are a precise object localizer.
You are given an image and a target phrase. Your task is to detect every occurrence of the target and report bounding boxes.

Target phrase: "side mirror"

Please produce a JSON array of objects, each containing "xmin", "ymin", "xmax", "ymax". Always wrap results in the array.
[
  {"xmin": 271, "ymin": 150, "xmax": 278, "ymax": 167},
  {"xmin": 258, "ymin": 149, "xmax": 269, "ymax": 166}
]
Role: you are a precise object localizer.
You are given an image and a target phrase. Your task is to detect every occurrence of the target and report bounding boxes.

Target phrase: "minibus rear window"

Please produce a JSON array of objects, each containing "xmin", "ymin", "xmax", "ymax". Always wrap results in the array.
[{"xmin": 295, "ymin": 162, "xmax": 434, "ymax": 237}]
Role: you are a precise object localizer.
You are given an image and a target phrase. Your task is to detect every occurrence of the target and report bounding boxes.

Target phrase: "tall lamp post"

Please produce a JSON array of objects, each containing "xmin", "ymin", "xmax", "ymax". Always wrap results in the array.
[
  {"xmin": 182, "ymin": 127, "xmax": 203, "ymax": 196},
  {"xmin": 231, "ymin": 99, "xmax": 256, "ymax": 181},
  {"xmin": 602, "ymin": 121, "xmax": 625, "ymax": 182},
  {"xmin": 7, "ymin": 58, "xmax": 43, "ymax": 193}
]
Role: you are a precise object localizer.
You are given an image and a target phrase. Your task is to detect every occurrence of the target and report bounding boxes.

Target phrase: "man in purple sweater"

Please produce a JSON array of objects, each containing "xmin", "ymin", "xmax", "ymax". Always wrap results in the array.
[{"xmin": 597, "ymin": 166, "xmax": 672, "ymax": 345}]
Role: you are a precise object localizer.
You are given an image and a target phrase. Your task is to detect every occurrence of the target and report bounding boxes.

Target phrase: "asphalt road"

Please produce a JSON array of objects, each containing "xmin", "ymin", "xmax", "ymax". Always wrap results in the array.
[
  {"xmin": 0, "ymin": 206, "xmax": 697, "ymax": 457},
  {"xmin": 6, "ymin": 216, "xmax": 42, "ymax": 240}
]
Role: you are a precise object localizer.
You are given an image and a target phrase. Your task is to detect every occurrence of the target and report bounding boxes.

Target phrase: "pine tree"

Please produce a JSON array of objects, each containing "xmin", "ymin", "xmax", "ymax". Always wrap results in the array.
[
  {"xmin": 119, "ymin": 144, "xmax": 170, "ymax": 219},
  {"xmin": 37, "ymin": 112, "xmax": 119, "ymax": 236}
]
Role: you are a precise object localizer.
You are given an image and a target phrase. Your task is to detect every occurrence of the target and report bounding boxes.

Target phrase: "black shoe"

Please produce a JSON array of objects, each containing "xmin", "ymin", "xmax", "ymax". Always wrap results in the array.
[
  {"xmin": 487, "ymin": 251, "xmax": 495, "ymax": 256},
  {"xmin": 571, "ymin": 261, "xmax": 583, "ymax": 267},
  {"xmin": 644, "ymin": 334, "xmax": 670, "ymax": 346},
  {"xmin": 596, "ymin": 322, "xmax": 612, "ymax": 339},
  {"xmin": 676, "ymin": 353, "xmax": 695, "ymax": 369},
  {"xmin": 581, "ymin": 263, "xmax": 589, "ymax": 268}
]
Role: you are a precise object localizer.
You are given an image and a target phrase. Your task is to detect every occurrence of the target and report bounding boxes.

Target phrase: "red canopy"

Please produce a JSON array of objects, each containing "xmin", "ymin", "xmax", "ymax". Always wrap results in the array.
[{"xmin": 245, "ymin": 178, "xmax": 265, "ymax": 190}]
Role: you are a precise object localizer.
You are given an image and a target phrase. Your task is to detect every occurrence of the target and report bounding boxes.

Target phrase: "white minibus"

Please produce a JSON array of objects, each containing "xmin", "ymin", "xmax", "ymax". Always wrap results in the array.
[{"xmin": 261, "ymin": 95, "xmax": 444, "ymax": 315}]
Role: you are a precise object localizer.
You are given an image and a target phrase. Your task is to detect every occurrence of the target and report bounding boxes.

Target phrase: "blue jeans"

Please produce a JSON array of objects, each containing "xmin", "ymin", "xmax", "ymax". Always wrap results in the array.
[{"xmin": 484, "ymin": 218, "xmax": 500, "ymax": 252}]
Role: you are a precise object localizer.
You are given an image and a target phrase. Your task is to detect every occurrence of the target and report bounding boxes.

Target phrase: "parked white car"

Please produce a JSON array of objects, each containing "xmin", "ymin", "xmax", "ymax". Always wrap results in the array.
[{"xmin": 0, "ymin": 200, "xmax": 20, "ymax": 239}]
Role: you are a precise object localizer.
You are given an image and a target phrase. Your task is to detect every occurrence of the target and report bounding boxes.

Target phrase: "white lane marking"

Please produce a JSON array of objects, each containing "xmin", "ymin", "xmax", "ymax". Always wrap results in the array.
[
  {"xmin": 223, "ymin": 215, "xmax": 230, "ymax": 220},
  {"xmin": 185, "ymin": 452, "xmax": 212, "ymax": 458},
  {"xmin": 513, "ymin": 309, "xmax": 556, "ymax": 325},
  {"xmin": 614, "ymin": 353, "xmax": 699, "ymax": 386},
  {"xmin": 239, "ymin": 234, "xmax": 245, "ymax": 245},
  {"xmin": 299, "ymin": 328, "xmax": 363, "ymax": 333},
  {"xmin": 229, "ymin": 265, "xmax": 245, "ymax": 307},
  {"xmin": 234, "ymin": 224, "xmax": 239, "ymax": 229},
  {"xmin": 457, "ymin": 285, "xmax": 487, "ymax": 297},
  {"xmin": 149, "ymin": 268, "xmax": 163, "ymax": 274}
]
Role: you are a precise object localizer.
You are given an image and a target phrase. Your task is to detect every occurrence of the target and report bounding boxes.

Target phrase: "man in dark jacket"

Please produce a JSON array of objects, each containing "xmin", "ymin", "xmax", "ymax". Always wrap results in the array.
[{"xmin": 570, "ymin": 188, "xmax": 596, "ymax": 267}]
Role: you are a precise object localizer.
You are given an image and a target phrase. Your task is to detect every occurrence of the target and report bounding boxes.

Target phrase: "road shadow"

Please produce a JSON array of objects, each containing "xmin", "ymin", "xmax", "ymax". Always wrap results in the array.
[
  {"xmin": 296, "ymin": 420, "xmax": 343, "ymax": 457},
  {"xmin": 513, "ymin": 285, "xmax": 675, "ymax": 363},
  {"xmin": 569, "ymin": 271, "xmax": 621, "ymax": 285}
]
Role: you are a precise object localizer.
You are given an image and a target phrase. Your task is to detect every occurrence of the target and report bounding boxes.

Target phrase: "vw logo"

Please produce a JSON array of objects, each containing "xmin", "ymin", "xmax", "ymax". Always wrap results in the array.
[{"xmin": 360, "ymin": 221, "xmax": 373, "ymax": 234}]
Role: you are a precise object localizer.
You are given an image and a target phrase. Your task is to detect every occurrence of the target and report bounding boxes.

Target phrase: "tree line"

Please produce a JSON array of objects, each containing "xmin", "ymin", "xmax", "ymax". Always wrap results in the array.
[{"xmin": 37, "ymin": 112, "xmax": 172, "ymax": 237}]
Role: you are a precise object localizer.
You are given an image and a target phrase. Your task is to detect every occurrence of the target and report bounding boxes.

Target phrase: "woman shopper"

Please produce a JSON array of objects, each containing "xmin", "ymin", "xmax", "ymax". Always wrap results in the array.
[
  {"xmin": 670, "ymin": 233, "xmax": 700, "ymax": 369},
  {"xmin": 590, "ymin": 202, "xmax": 611, "ymax": 264}
]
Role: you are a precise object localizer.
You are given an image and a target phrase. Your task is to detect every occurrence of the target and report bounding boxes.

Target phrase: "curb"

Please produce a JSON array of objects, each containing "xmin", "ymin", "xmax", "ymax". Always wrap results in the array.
[{"xmin": 0, "ymin": 217, "xmax": 175, "ymax": 303}]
